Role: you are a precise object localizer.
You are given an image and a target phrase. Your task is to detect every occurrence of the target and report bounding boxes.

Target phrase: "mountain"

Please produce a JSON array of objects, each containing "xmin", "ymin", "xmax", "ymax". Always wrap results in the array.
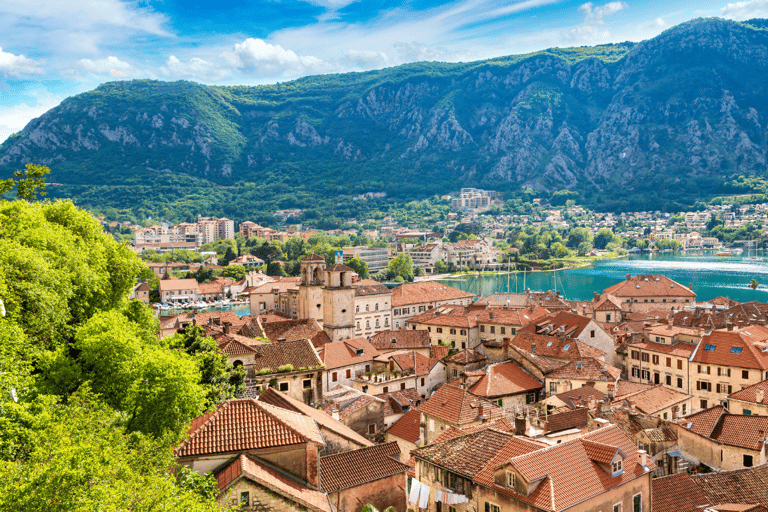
[{"xmin": 3, "ymin": 17, "xmax": 768, "ymax": 219}]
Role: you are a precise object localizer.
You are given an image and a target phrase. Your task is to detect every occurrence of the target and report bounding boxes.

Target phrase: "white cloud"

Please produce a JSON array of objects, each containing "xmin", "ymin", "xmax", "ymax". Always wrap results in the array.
[
  {"xmin": 722, "ymin": 0, "xmax": 768, "ymax": 20},
  {"xmin": 159, "ymin": 55, "xmax": 235, "ymax": 82},
  {"xmin": 0, "ymin": 92, "xmax": 63, "ymax": 143},
  {"xmin": 343, "ymin": 49, "xmax": 390, "ymax": 68},
  {"xmin": 564, "ymin": 1, "xmax": 628, "ymax": 43},
  {"xmin": 0, "ymin": 47, "xmax": 44, "ymax": 77},
  {"xmin": 74, "ymin": 56, "xmax": 136, "ymax": 78},
  {"xmin": 230, "ymin": 38, "xmax": 330, "ymax": 74},
  {"xmin": 652, "ymin": 17, "xmax": 666, "ymax": 28}
]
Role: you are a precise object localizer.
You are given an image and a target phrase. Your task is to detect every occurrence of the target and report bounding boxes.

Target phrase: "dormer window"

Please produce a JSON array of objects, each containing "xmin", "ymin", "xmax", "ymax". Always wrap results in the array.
[
  {"xmin": 356, "ymin": 348, "xmax": 364, "ymax": 356},
  {"xmin": 506, "ymin": 472, "xmax": 515, "ymax": 488},
  {"xmin": 612, "ymin": 460, "xmax": 622, "ymax": 473}
]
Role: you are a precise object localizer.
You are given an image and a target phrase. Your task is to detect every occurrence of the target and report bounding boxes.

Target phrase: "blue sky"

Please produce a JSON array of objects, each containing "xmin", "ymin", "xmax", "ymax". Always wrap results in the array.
[{"xmin": 0, "ymin": 0, "xmax": 761, "ymax": 142}]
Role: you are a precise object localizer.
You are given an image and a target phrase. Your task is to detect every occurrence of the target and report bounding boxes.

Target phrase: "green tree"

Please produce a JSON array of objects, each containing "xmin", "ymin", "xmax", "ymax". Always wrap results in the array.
[
  {"xmin": 266, "ymin": 261, "xmax": 288, "ymax": 277},
  {"xmin": 751, "ymin": 279, "xmax": 759, "ymax": 301},
  {"xmin": 0, "ymin": 163, "xmax": 51, "ymax": 201},
  {"xmin": 435, "ymin": 259, "xmax": 447, "ymax": 274},
  {"xmin": 346, "ymin": 257, "xmax": 370, "ymax": 279},
  {"xmin": 388, "ymin": 253, "xmax": 414, "ymax": 281},
  {"xmin": 593, "ymin": 228, "xmax": 617, "ymax": 250},
  {"xmin": 222, "ymin": 247, "xmax": 237, "ymax": 266},
  {"xmin": 221, "ymin": 264, "xmax": 247, "ymax": 281}
]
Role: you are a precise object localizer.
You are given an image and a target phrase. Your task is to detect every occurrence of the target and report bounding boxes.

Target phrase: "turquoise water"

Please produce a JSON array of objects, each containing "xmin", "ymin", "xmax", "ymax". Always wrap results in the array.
[{"xmin": 437, "ymin": 251, "xmax": 768, "ymax": 303}]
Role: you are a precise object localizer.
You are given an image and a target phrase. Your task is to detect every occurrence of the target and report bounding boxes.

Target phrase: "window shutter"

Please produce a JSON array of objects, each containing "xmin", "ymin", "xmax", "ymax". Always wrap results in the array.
[{"xmin": 697, "ymin": 381, "xmax": 701, "ymax": 390}]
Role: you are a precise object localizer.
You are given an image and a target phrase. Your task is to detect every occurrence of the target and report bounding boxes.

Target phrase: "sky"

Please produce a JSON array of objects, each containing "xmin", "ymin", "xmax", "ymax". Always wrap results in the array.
[{"xmin": 0, "ymin": 0, "xmax": 763, "ymax": 142}]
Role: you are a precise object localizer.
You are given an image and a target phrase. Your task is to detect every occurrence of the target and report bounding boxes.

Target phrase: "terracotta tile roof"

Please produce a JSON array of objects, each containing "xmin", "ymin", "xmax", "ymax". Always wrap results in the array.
[
  {"xmin": 614, "ymin": 379, "xmax": 656, "ymax": 397},
  {"xmin": 215, "ymin": 454, "xmax": 332, "ymax": 512},
  {"xmin": 475, "ymin": 306, "xmax": 550, "ymax": 327},
  {"xmin": 518, "ymin": 311, "xmax": 595, "ymax": 339},
  {"xmin": 692, "ymin": 465, "xmax": 768, "ymax": 508},
  {"xmin": 386, "ymin": 409, "xmax": 421, "ymax": 443},
  {"xmin": 651, "ymin": 472, "xmax": 711, "ymax": 512},
  {"xmin": 613, "ymin": 385, "xmax": 691, "ymax": 415},
  {"xmin": 176, "ymin": 398, "xmax": 324, "ymax": 458},
  {"xmin": 645, "ymin": 323, "xmax": 701, "ymax": 338},
  {"xmin": 594, "ymin": 409, "xmax": 651, "ymax": 438},
  {"xmin": 414, "ymin": 429, "xmax": 542, "ymax": 480},
  {"xmin": 322, "ymin": 385, "xmax": 384, "ymax": 419},
  {"xmin": 391, "ymin": 282, "xmax": 476, "ymax": 307},
  {"xmin": 546, "ymin": 357, "xmax": 621, "ymax": 382},
  {"xmin": 388, "ymin": 350, "xmax": 437, "ymax": 376},
  {"xmin": 728, "ymin": 379, "xmax": 768, "ymax": 405},
  {"xmin": 594, "ymin": 294, "xmax": 622, "ymax": 312},
  {"xmin": 581, "ymin": 439, "xmax": 623, "ymax": 464},
  {"xmin": 446, "ymin": 348, "xmax": 486, "ymax": 365},
  {"xmin": 197, "ymin": 281, "xmax": 224, "ymax": 294},
  {"xmin": 376, "ymin": 388, "xmax": 422, "ymax": 416},
  {"xmin": 710, "ymin": 296, "xmax": 741, "ymax": 308},
  {"xmin": 678, "ymin": 405, "xmax": 768, "ymax": 451},
  {"xmin": 317, "ymin": 337, "xmax": 379, "ymax": 369},
  {"xmin": 319, "ymin": 442, "xmax": 409, "ymax": 492},
  {"xmin": 246, "ymin": 339, "xmax": 323, "ymax": 373},
  {"xmin": 629, "ymin": 339, "xmax": 697, "ymax": 357},
  {"xmin": 555, "ymin": 385, "xmax": 607, "ymax": 409},
  {"xmin": 511, "ymin": 333, "xmax": 607, "ymax": 360},
  {"xmin": 419, "ymin": 384, "xmax": 504, "ymax": 426},
  {"xmin": 507, "ymin": 345, "xmax": 567, "ymax": 375},
  {"xmin": 257, "ymin": 387, "xmax": 372, "ymax": 448},
  {"xmin": 691, "ymin": 327, "xmax": 768, "ymax": 370},
  {"xmin": 248, "ymin": 276, "xmax": 300, "ymax": 294},
  {"xmin": 496, "ymin": 425, "xmax": 654, "ymax": 511},
  {"xmin": 262, "ymin": 318, "xmax": 324, "ymax": 343},
  {"xmin": 468, "ymin": 360, "xmax": 543, "ymax": 398},
  {"xmin": 354, "ymin": 283, "xmax": 391, "ymax": 296},
  {"xmin": 431, "ymin": 345, "xmax": 450, "ymax": 359},
  {"xmin": 302, "ymin": 254, "xmax": 326, "ymax": 262},
  {"xmin": 547, "ymin": 408, "xmax": 590, "ymax": 433},
  {"xmin": 603, "ymin": 274, "xmax": 695, "ymax": 298},
  {"xmin": 368, "ymin": 329, "xmax": 431, "ymax": 350},
  {"xmin": 407, "ymin": 305, "xmax": 480, "ymax": 328},
  {"xmin": 326, "ymin": 263, "xmax": 354, "ymax": 272}
]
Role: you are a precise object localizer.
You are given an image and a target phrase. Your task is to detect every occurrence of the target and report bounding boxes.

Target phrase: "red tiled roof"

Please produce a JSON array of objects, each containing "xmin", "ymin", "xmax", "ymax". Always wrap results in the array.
[
  {"xmin": 629, "ymin": 339, "xmax": 696, "ymax": 357},
  {"xmin": 518, "ymin": 311, "xmax": 595, "ymax": 339},
  {"xmin": 497, "ymin": 425, "xmax": 654, "ymax": 511},
  {"xmin": 376, "ymin": 388, "xmax": 422, "ymax": 416},
  {"xmin": 547, "ymin": 408, "xmax": 590, "ymax": 433},
  {"xmin": 614, "ymin": 380, "xmax": 656, "ymax": 397},
  {"xmin": 678, "ymin": 405, "xmax": 768, "ymax": 451},
  {"xmin": 692, "ymin": 327, "xmax": 768, "ymax": 370},
  {"xmin": 554, "ymin": 385, "xmax": 607, "ymax": 409},
  {"xmin": 319, "ymin": 442, "xmax": 409, "ymax": 492},
  {"xmin": 176, "ymin": 398, "xmax": 324, "ymax": 458},
  {"xmin": 388, "ymin": 350, "xmax": 438, "ymax": 376},
  {"xmin": 386, "ymin": 409, "xmax": 421, "ymax": 443},
  {"xmin": 431, "ymin": 345, "xmax": 450, "ymax": 360},
  {"xmin": 262, "ymin": 318, "xmax": 324, "ymax": 343},
  {"xmin": 354, "ymin": 283, "xmax": 391, "ymax": 296},
  {"xmin": 651, "ymin": 472, "xmax": 711, "ymax": 512},
  {"xmin": 468, "ymin": 360, "xmax": 543, "ymax": 398},
  {"xmin": 546, "ymin": 357, "xmax": 621, "ymax": 382},
  {"xmin": 248, "ymin": 277, "xmax": 301, "ymax": 294},
  {"xmin": 475, "ymin": 306, "xmax": 550, "ymax": 327},
  {"xmin": 419, "ymin": 384, "xmax": 504, "ymax": 426},
  {"xmin": 728, "ymin": 379, "xmax": 768, "ymax": 405},
  {"xmin": 215, "ymin": 454, "xmax": 332, "ymax": 512},
  {"xmin": 446, "ymin": 348, "xmax": 486, "ymax": 365},
  {"xmin": 613, "ymin": 385, "xmax": 691, "ymax": 415},
  {"xmin": 511, "ymin": 332, "xmax": 606, "ymax": 360},
  {"xmin": 678, "ymin": 405, "xmax": 727, "ymax": 438},
  {"xmin": 391, "ymin": 282, "xmax": 476, "ymax": 307},
  {"xmin": 247, "ymin": 339, "xmax": 322, "ymax": 373},
  {"xmin": 368, "ymin": 329, "xmax": 431, "ymax": 350},
  {"xmin": 257, "ymin": 388, "xmax": 372, "ymax": 448},
  {"xmin": 582, "ymin": 439, "xmax": 622, "ymax": 464},
  {"xmin": 317, "ymin": 337, "xmax": 379, "ymax": 369},
  {"xmin": 603, "ymin": 274, "xmax": 695, "ymax": 298},
  {"xmin": 158, "ymin": 278, "xmax": 198, "ymax": 291},
  {"xmin": 692, "ymin": 465, "xmax": 768, "ymax": 508}
]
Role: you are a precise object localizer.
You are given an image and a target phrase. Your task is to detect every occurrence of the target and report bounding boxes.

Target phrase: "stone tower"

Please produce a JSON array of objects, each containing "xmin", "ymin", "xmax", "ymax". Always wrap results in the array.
[
  {"xmin": 322, "ymin": 263, "xmax": 356, "ymax": 342},
  {"xmin": 298, "ymin": 254, "xmax": 326, "ymax": 325}
]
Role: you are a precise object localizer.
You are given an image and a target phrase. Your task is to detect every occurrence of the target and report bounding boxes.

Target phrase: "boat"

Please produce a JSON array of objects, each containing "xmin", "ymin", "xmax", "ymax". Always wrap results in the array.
[{"xmin": 716, "ymin": 251, "xmax": 734, "ymax": 257}]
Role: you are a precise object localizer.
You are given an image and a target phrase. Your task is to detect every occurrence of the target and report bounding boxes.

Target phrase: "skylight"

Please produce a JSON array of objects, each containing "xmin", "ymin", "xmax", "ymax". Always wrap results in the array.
[
  {"xmin": 704, "ymin": 344, "xmax": 716, "ymax": 351},
  {"xmin": 731, "ymin": 347, "xmax": 743, "ymax": 354},
  {"xmin": 564, "ymin": 345, "xmax": 570, "ymax": 351},
  {"xmin": 546, "ymin": 342, "xmax": 553, "ymax": 347}
]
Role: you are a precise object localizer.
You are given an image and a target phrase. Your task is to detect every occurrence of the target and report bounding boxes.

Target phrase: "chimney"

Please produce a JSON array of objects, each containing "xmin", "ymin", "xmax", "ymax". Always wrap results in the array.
[
  {"xmin": 689, "ymin": 283, "xmax": 693, "ymax": 291},
  {"xmin": 626, "ymin": 274, "xmax": 631, "ymax": 280},
  {"xmin": 490, "ymin": 311, "xmax": 494, "ymax": 320},
  {"xmin": 461, "ymin": 372, "xmax": 467, "ymax": 389},
  {"xmin": 331, "ymin": 408, "xmax": 340, "ymax": 421},
  {"xmin": 629, "ymin": 400, "xmax": 636, "ymax": 411},
  {"xmin": 503, "ymin": 338, "xmax": 510, "ymax": 361},
  {"xmin": 515, "ymin": 416, "xmax": 527, "ymax": 435},
  {"xmin": 594, "ymin": 292, "xmax": 600, "ymax": 301},
  {"xmin": 757, "ymin": 388, "xmax": 765, "ymax": 404},
  {"xmin": 223, "ymin": 321, "xmax": 231, "ymax": 334},
  {"xmin": 638, "ymin": 450, "xmax": 647, "ymax": 467}
]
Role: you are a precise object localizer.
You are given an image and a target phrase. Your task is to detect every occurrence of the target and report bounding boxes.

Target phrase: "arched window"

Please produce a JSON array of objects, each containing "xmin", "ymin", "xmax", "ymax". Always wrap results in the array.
[{"xmin": 375, "ymin": 303, "xmax": 379, "ymax": 311}]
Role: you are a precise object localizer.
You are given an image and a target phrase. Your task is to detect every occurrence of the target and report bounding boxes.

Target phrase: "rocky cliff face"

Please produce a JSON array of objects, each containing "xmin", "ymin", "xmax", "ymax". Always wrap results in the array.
[{"xmin": 2, "ymin": 18, "xmax": 767, "ymax": 205}]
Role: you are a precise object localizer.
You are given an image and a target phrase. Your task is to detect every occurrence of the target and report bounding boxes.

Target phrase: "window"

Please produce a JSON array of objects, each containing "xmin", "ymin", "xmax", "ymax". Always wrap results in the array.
[
  {"xmin": 346, "ymin": 369, "xmax": 351, "ymax": 379},
  {"xmin": 744, "ymin": 454, "xmax": 754, "ymax": 467},
  {"xmin": 501, "ymin": 327, "xmax": 506, "ymax": 334},
  {"xmin": 642, "ymin": 353, "xmax": 649, "ymax": 362},
  {"xmin": 744, "ymin": 409, "xmax": 753, "ymax": 415},
  {"xmin": 652, "ymin": 355, "xmax": 659, "ymax": 365},
  {"xmin": 743, "ymin": 370, "xmax": 750, "ymax": 379},
  {"xmin": 385, "ymin": 318, "xmax": 389, "ymax": 327},
  {"xmin": 421, "ymin": 378, "xmax": 425, "ymax": 386},
  {"xmin": 641, "ymin": 370, "xmax": 650, "ymax": 380},
  {"xmin": 453, "ymin": 369, "xmax": 458, "ymax": 377},
  {"xmin": 678, "ymin": 359, "xmax": 683, "ymax": 370},
  {"xmin": 704, "ymin": 344, "xmax": 716, "ymax": 351},
  {"xmin": 366, "ymin": 304, "xmax": 369, "ymax": 312},
  {"xmin": 490, "ymin": 326, "xmax": 496, "ymax": 334},
  {"xmin": 437, "ymin": 327, "xmax": 443, "ymax": 333},
  {"xmin": 606, "ymin": 314, "xmax": 612, "ymax": 321},
  {"xmin": 682, "ymin": 403, "xmax": 687, "ymax": 414},
  {"xmin": 731, "ymin": 347, "xmax": 743, "ymax": 354},
  {"xmin": 480, "ymin": 325, "xmax": 485, "ymax": 332},
  {"xmin": 303, "ymin": 379, "xmax": 312, "ymax": 389},
  {"xmin": 450, "ymin": 329, "xmax": 456, "ymax": 335},
  {"xmin": 366, "ymin": 320, "xmax": 370, "ymax": 328},
  {"xmin": 332, "ymin": 372, "xmax": 338, "ymax": 382},
  {"xmin": 666, "ymin": 357, "xmax": 672, "ymax": 367},
  {"xmin": 460, "ymin": 330, "xmax": 466, "ymax": 335},
  {"xmin": 279, "ymin": 382, "xmax": 289, "ymax": 392},
  {"xmin": 663, "ymin": 412, "xmax": 668, "ymax": 419},
  {"xmin": 614, "ymin": 503, "xmax": 623, "ymax": 512},
  {"xmin": 376, "ymin": 319, "xmax": 380, "ymax": 328},
  {"xmin": 507, "ymin": 472, "xmax": 515, "ymax": 488},
  {"xmin": 368, "ymin": 424, "xmax": 376, "ymax": 434},
  {"xmin": 356, "ymin": 305, "xmax": 360, "ymax": 313},
  {"xmin": 485, "ymin": 503, "xmax": 500, "ymax": 512},
  {"xmin": 550, "ymin": 382, "xmax": 557, "ymax": 395},
  {"xmin": 357, "ymin": 322, "xmax": 361, "ymax": 330},
  {"xmin": 375, "ymin": 303, "xmax": 379, "ymax": 311},
  {"xmin": 697, "ymin": 381, "xmax": 711, "ymax": 392},
  {"xmin": 240, "ymin": 492, "xmax": 250, "ymax": 506},
  {"xmin": 612, "ymin": 459, "xmax": 622, "ymax": 473},
  {"xmin": 666, "ymin": 375, "xmax": 672, "ymax": 386},
  {"xmin": 461, "ymin": 342, "xmax": 466, "ymax": 349},
  {"xmin": 365, "ymin": 364, "xmax": 370, "ymax": 372},
  {"xmin": 631, "ymin": 351, "xmax": 640, "ymax": 360},
  {"xmin": 677, "ymin": 377, "xmax": 683, "ymax": 389},
  {"xmin": 401, "ymin": 383, "xmax": 406, "ymax": 390},
  {"xmin": 591, "ymin": 330, "xmax": 595, "ymax": 338},
  {"xmin": 633, "ymin": 493, "xmax": 642, "ymax": 512},
  {"xmin": 382, "ymin": 386, "xmax": 388, "ymax": 393},
  {"xmin": 631, "ymin": 367, "xmax": 640, "ymax": 378},
  {"xmin": 654, "ymin": 373, "xmax": 660, "ymax": 384},
  {"xmin": 701, "ymin": 399, "xmax": 708, "ymax": 409}
]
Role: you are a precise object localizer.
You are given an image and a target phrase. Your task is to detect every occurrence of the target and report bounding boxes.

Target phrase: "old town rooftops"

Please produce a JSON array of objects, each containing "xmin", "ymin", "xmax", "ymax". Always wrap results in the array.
[{"xmin": 603, "ymin": 274, "xmax": 695, "ymax": 298}]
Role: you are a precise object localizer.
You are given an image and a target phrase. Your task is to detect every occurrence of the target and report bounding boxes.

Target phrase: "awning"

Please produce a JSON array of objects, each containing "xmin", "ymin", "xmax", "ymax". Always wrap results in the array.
[{"xmin": 667, "ymin": 451, "xmax": 683, "ymax": 458}]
